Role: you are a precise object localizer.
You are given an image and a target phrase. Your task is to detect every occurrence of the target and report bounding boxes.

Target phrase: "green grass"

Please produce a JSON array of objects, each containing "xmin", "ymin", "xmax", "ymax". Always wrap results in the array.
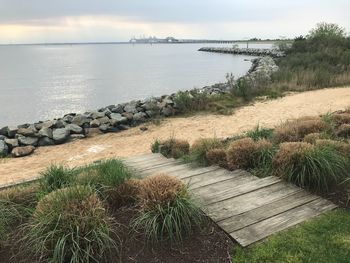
[
  {"xmin": 232, "ymin": 209, "xmax": 350, "ymax": 263},
  {"xmin": 246, "ymin": 126, "xmax": 274, "ymax": 141},
  {"xmin": 39, "ymin": 165, "xmax": 77, "ymax": 194}
]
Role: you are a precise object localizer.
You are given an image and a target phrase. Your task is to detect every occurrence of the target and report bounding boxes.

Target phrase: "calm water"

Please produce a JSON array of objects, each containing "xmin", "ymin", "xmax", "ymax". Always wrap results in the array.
[{"xmin": 0, "ymin": 43, "xmax": 271, "ymax": 126}]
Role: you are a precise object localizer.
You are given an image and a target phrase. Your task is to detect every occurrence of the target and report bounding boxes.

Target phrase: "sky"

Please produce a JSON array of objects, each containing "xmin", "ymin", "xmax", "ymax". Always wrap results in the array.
[{"xmin": 0, "ymin": 0, "xmax": 349, "ymax": 44}]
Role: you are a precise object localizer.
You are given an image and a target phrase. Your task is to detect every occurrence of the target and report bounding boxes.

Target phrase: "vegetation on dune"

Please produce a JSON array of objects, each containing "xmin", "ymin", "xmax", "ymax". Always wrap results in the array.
[
  {"xmin": 187, "ymin": 138, "xmax": 224, "ymax": 166},
  {"xmin": 152, "ymin": 138, "xmax": 190, "ymax": 159},
  {"xmin": 233, "ymin": 209, "xmax": 350, "ymax": 263}
]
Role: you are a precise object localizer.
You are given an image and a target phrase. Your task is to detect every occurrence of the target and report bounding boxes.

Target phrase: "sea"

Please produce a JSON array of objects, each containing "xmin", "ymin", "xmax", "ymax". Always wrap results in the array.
[{"xmin": 0, "ymin": 42, "xmax": 272, "ymax": 126}]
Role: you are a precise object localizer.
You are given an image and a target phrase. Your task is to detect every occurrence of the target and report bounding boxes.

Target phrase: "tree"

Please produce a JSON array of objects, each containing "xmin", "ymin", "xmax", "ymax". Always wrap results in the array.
[{"xmin": 308, "ymin": 22, "xmax": 346, "ymax": 39}]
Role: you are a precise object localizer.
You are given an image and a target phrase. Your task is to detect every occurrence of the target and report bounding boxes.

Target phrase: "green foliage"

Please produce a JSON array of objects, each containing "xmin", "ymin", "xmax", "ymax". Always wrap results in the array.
[
  {"xmin": 309, "ymin": 22, "xmax": 346, "ymax": 39},
  {"xmin": 273, "ymin": 144, "xmax": 349, "ymax": 192},
  {"xmin": 22, "ymin": 186, "xmax": 116, "ymax": 263},
  {"xmin": 39, "ymin": 165, "xmax": 77, "ymax": 194},
  {"xmin": 232, "ymin": 209, "xmax": 350, "ymax": 263},
  {"xmin": 189, "ymin": 138, "xmax": 223, "ymax": 166},
  {"xmin": 132, "ymin": 194, "xmax": 204, "ymax": 244},
  {"xmin": 174, "ymin": 90, "xmax": 211, "ymax": 113},
  {"xmin": 246, "ymin": 126, "xmax": 274, "ymax": 141},
  {"xmin": 156, "ymin": 138, "xmax": 190, "ymax": 159},
  {"xmin": 233, "ymin": 78, "xmax": 253, "ymax": 101},
  {"xmin": 151, "ymin": 139, "xmax": 161, "ymax": 153}
]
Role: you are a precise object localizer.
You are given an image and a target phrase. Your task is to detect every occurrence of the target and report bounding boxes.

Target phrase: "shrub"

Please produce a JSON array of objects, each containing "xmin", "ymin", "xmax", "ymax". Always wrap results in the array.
[
  {"xmin": 253, "ymin": 139, "xmax": 275, "ymax": 169},
  {"xmin": 39, "ymin": 165, "xmax": 77, "ymax": 194},
  {"xmin": 157, "ymin": 138, "xmax": 190, "ymax": 159},
  {"xmin": 273, "ymin": 142, "xmax": 348, "ymax": 191},
  {"xmin": 226, "ymin": 138, "xmax": 257, "ymax": 170},
  {"xmin": 0, "ymin": 183, "xmax": 39, "ymax": 207},
  {"xmin": 189, "ymin": 138, "xmax": 223, "ymax": 165},
  {"xmin": 246, "ymin": 126, "xmax": 274, "ymax": 141},
  {"xmin": 22, "ymin": 186, "xmax": 116, "ymax": 262},
  {"xmin": 332, "ymin": 113, "xmax": 350, "ymax": 125},
  {"xmin": 303, "ymin": 132, "xmax": 324, "ymax": 143},
  {"xmin": 105, "ymin": 179, "xmax": 142, "ymax": 209},
  {"xmin": 273, "ymin": 117, "xmax": 326, "ymax": 143},
  {"xmin": 151, "ymin": 139, "xmax": 161, "ymax": 153},
  {"xmin": 206, "ymin": 148, "xmax": 228, "ymax": 168},
  {"xmin": 132, "ymin": 174, "xmax": 204, "ymax": 243},
  {"xmin": 336, "ymin": 124, "xmax": 350, "ymax": 138},
  {"xmin": 174, "ymin": 90, "xmax": 211, "ymax": 113}
]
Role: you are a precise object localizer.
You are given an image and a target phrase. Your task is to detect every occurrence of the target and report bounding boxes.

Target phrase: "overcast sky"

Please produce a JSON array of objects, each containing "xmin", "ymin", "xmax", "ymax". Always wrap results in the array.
[{"xmin": 0, "ymin": 0, "xmax": 349, "ymax": 44}]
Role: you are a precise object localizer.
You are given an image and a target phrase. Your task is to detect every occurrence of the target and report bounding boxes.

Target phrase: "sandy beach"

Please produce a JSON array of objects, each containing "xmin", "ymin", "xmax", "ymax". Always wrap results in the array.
[{"xmin": 1, "ymin": 87, "xmax": 350, "ymax": 185}]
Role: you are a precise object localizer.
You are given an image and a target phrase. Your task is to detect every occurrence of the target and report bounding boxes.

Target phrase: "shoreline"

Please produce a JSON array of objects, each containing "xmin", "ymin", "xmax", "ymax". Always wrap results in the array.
[{"xmin": 0, "ymin": 86, "xmax": 349, "ymax": 186}]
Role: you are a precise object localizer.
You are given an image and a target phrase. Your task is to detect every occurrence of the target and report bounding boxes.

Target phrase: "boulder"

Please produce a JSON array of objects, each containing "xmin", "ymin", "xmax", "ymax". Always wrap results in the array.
[
  {"xmin": 133, "ymin": 112, "xmax": 147, "ymax": 122},
  {"xmin": 0, "ymin": 140, "xmax": 8, "ymax": 156},
  {"xmin": 0, "ymin": 135, "xmax": 7, "ymax": 140},
  {"xmin": 124, "ymin": 103, "xmax": 138, "ymax": 114},
  {"xmin": 90, "ymin": 119, "xmax": 101, "ymax": 128},
  {"xmin": 38, "ymin": 127, "xmax": 53, "ymax": 138},
  {"xmin": 12, "ymin": 146, "xmax": 35, "ymax": 158},
  {"xmin": 52, "ymin": 128, "xmax": 70, "ymax": 144},
  {"xmin": 54, "ymin": 120, "xmax": 67, "ymax": 128},
  {"xmin": 122, "ymin": 112, "xmax": 134, "ymax": 121},
  {"xmin": 38, "ymin": 137, "xmax": 55, "ymax": 147},
  {"xmin": 110, "ymin": 113, "xmax": 128, "ymax": 124},
  {"xmin": 89, "ymin": 111, "xmax": 106, "ymax": 119},
  {"xmin": 70, "ymin": 134, "xmax": 85, "ymax": 141},
  {"xmin": 118, "ymin": 124, "xmax": 129, "ymax": 130},
  {"xmin": 111, "ymin": 105, "xmax": 124, "ymax": 114},
  {"xmin": 0, "ymin": 126, "xmax": 9, "ymax": 136},
  {"xmin": 161, "ymin": 106, "xmax": 176, "ymax": 117},
  {"xmin": 7, "ymin": 126, "xmax": 18, "ymax": 138},
  {"xmin": 17, "ymin": 127, "xmax": 36, "ymax": 137},
  {"xmin": 18, "ymin": 136, "xmax": 38, "ymax": 146},
  {"xmin": 99, "ymin": 124, "xmax": 109, "ymax": 133},
  {"xmin": 4, "ymin": 138, "xmax": 19, "ymax": 150},
  {"xmin": 98, "ymin": 116, "xmax": 111, "ymax": 125},
  {"xmin": 65, "ymin": 124, "xmax": 83, "ymax": 134},
  {"xmin": 71, "ymin": 114, "xmax": 90, "ymax": 126},
  {"xmin": 41, "ymin": 120, "xmax": 56, "ymax": 129},
  {"xmin": 62, "ymin": 115, "xmax": 74, "ymax": 123}
]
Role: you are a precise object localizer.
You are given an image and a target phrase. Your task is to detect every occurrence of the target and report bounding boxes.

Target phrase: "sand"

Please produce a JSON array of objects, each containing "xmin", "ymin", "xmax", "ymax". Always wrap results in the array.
[{"xmin": 1, "ymin": 87, "xmax": 350, "ymax": 185}]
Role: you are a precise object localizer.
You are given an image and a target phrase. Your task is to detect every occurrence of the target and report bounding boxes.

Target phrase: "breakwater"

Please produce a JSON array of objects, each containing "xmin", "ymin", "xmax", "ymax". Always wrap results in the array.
[
  {"xmin": 198, "ymin": 47, "xmax": 285, "ymax": 58},
  {"xmin": 0, "ymin": 50, "xmax": 279, "ymax": 158}
]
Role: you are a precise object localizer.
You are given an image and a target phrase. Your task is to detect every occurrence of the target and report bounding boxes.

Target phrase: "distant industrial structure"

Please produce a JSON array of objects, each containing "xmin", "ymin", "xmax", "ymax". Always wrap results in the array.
[{"xmin": 129, "ymin": 36, "xmax": 246, "ymax": 44}]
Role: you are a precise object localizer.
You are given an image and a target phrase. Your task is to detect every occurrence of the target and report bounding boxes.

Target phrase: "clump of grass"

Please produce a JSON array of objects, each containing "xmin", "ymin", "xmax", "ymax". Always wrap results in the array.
[
  {"xmin": 105, "ymin": 179, "xmax": 142, "ymax": 209},
  {"xmin": 273, "ymin": 116, "xmax": 326, "ymax": 143},
  {"xmin": 155, "ymin": 138, "xmax": 190, "ymax": 159},
  {"xmin": 303, "ymin": 132, "xmax": 327, "ymax": 144},
  {"xmin": 0, "ymin": 183, "xmax": 39, "ymax": 208},
  {"xmin": 132, "ymin": 174, "xmax": 204, "ymax": 243},
  {"xmin": 246, "ymin": 125, "xmax": 274, "ymax": 141},
  {"xmin": 22, "ymin": 185, "xmax": 116, "ymax": 262},
  {"xmin": 39, "ymin": 165, "xmax": 77, "ymax": 195},
  {"xmin": 251, "ymin": 139, "xmax": 276, "ymax": 177},
  {"xmin": 332, "ymin": 112, "xmax": 350, "ymax": 125},
  {"xmin": 189, "ymin": 138, "xmax": 223, "ymax": 166},
  {"xmin": 336, "ymin": 124, "xmax": 350, "ymax": 138},
  {"xmin": 315, "ymin": 139, "xmax": 350, "ymax": 156},
  {"xmin": 206, "ymin": 148, "xmax": 228, "ymax": 168},
  {"xmin": 226, "ymin": 138, "xmax": 257, "ymax": 170},
  {"xmin": 151, "ymin": 139, "xmax": 161, "ymax": 153},
  {"xmin": 273, "ymin": 142, "xmax": 348, "ymax": 192}
]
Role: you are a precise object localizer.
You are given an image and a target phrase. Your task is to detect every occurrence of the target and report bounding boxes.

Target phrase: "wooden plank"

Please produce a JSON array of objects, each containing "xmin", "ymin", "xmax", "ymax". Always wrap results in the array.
[
  {"xmin": 184, "ymin": 170, "xmax": 238, "ymax": 190},
  {"xmin": 205, "ymin": 182, "xmax": 302, "ymax": 222},
  {"xmin": 219, "ymin": 191, "xmax": 319, "ymax": 233},
  {"xmin": 140, "ymin": 163, "xmax": 192, "ymax": 177},
  {"xmin": 231, "ymin": 198, "xmax": 337, "ymax": 247},
  {"xmin": 193, "ymin": 176, "xmax": 281, "ymax": 205},
  {"xmin": 125, "ymin": 157, "xmax": 176, "ymax": 168},
  {"xmin": 125, "ymin": 153, "xmax": 161, "ymax": 162},
  {"xmin": 170, "ymin": 166, "xmax": 222, "ymax": 180},
  {"xmin": 131, "ymin": 159, "xmax": 179, "ymax": 171}
]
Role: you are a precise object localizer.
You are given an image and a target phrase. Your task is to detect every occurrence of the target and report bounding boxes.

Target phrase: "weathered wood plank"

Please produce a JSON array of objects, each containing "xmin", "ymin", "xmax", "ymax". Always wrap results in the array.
[
  {"xmin": 184, "ymin": 170, "xmax": 237, "ymax": 190},
  {"xmin": 140, "ymin": 163, "xmax": 193, "ymax": 177},
  {"xmin": 231, "ymin": 198, "xmax": 337, "ymax": 247},
  {"xmin": 193, "ymin": 176, "xmax": 281, "ymax": 205},
  {"xmin": 219, "ymin": 191, "xmax": 319, "ymax": 233},
  {"xmin": 205, "ymin": 182, "xmax": 302, "ymax": 222},
  {"xmin": 130, "ymin": 159, "xmax": 180, "ymax": 171},
  {"xmin": 124, "ymin": 157, "xmax": 177, "ymax": 168},
  {"xmin": 169, "ymin": 166, "xmax": 222, "ymax": 180},
  {"xmin": 124, "ymin": 153, "xmax": 161, "ymax": 162}
]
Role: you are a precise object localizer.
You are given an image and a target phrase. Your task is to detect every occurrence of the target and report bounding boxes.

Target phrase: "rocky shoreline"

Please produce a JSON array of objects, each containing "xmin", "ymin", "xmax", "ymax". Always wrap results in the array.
[
  {"xmin": 0, "ymin": 49, "xmax": 279, "ymax": 158},
  {"xmin": 198, "ymin": 47, "xmax": 285, "ymax": 58}
]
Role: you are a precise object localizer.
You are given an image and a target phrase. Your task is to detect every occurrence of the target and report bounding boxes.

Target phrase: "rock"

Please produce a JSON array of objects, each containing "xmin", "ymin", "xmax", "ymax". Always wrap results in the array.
[
  {"xmin": 4, "ymin": 138, "xmax": 19, "ymax": 150},
  {"xmin": 7, "ymin": 126, "xmax": 18, "ymax": 138},
  {"xmin": 106, "ymin": 126, "xmax": 120, "ymax": 133},
  {"xmin": 122, "ymin": 112, "xmax": 134, "ymax": 120},
  {"xmin": 70, "ymin": 134, "xmax": 85, "ymax": 141},
  {"xmin": 118, "ymin": 124, "xmax": 129, "ymax": 130},
  {"xmin": 90, "ymin": 119, "xmax": 101, "ymax": 128},
  {"xmin": 85, "ymin": 128, "xmax": 103, "ymax": 137},
  {"xmin": 140, "ymin": 126, "xmax": 148, "ymax": 131},
  {"xmin": 99, "ymin": 124, "xmax": 109, "ymax": 133},
  {"xmin": 111, "ymin": 105, "xmax": 124, "ymax": 114},
  {"xmin": 98, "ymin": 116, "xmax": 111, "ymax": 125},
  {"xmin": 54, "ymin": 120, "xmax": 67, "ymax": 128},
  {"xmin": 41, "ymin": 120, "xmax": 56, "ymax": 129},
  {"xmin": 62, "ymin": 115, "xmax": 74, "ymax": 123},
  {"xmin": 18, "ymin": 136, "xmax": 38, "ymax": 146},
  {"xmin": 89, "ymin": 111, "xmax": 106, "ymax": 119},
  {"xmin": 17, "ymin": 123, "xmax": 30, "ymax": 129},
  {"xmin": 17, "ymin": 127, "xmax": 36, "ymax": 137},
  {"xmin": 0, "ymin": 140, "xmax": 9, "ymax": 156},
  {"xmin": 52, "ymin": 128, "xmax": 70, "ymax": 144},
  {"xmin": 65, "ymin": 124, "xmax": 83, "ymax": 134},
  {"xmin": 145, "ymin": 110, "xmax": 156, "ymax": 118},
  {"xmin": 38, "ymin": 127, "xmax": 53, "ymax": 138},
  {"xmin": 133, "ymin": 112, "xmax": 147, "ymax": 122},
  {"xmin": 124, "ymin": 102, "xmax": 138, "ymax": 114},
  {"xmin": 0, "ymin": 126, "xmax": 9, "ymax": 136},
  {"xmin": 38, "ymin": 137, "xmax": 55, "ymax": 146},
  {"xmin": 161, "ymin": 106, "xmax": 176, "ymax": 117},
  {"xmin": 12, "ymin": 146, "xmax": 35, "ymax": 158},
  {"xmin": 71, "ymin": 114, "xmax": 90, "ymax": 126},
  {"xmin": 110, "ymin": 113, "xmax": 128, "ymax": 124},
  {"xmin": 0, "ymin": 135, "xmax": 7, "ymax": 140}
]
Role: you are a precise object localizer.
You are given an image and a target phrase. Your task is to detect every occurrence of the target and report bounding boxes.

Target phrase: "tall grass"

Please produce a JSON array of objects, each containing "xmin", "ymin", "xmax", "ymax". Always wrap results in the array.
[
  {"xmin": 187, "ymin": 138, "xmax": 223, "ymax": 166},
  {"xmin": 246, "ymin": 126, "xmax": 274, "ymax": 141},
  {"xmin": 39, "ymin": 165, "xmax": 77, "ymax": 194},
  {"xmin": 21, "ymin": 186, "xmax": 116, "ymax": 263}
]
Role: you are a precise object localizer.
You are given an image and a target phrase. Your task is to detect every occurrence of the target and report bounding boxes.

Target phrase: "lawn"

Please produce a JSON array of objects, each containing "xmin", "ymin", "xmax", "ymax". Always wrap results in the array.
[{"xmin": 232, "ymin": 209, "xmax": 350, "ymax": 263}]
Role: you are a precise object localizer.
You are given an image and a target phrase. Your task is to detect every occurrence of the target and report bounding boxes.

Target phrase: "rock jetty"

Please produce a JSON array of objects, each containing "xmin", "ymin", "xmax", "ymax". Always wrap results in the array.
[
  {"xmin": 198, "ymin": 47, "xmax": 285, "ymax": 58},
  {"xmin": 0, "ymin": 48, "xmax": 280, "ymax": 158}
]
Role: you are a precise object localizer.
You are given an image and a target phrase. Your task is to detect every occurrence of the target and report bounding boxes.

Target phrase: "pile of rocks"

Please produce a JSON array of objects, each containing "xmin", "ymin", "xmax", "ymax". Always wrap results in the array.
[
  {"xmin": 0, "ymin": 97, "xmax": 178, "ymax": 157},
  {"xmin": 198, "ymin": 47, "xmax": 285, "ymax": 58}
]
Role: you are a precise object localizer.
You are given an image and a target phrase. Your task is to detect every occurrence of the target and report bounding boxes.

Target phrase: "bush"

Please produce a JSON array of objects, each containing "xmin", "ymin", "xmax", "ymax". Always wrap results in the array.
[
  {"xmin": 174, "ymin": 90, "xmax": 211, "ymax": 113},
  {"xmin": 206, "ymin": 148, "xmax": 228, "ymax": 168},
  {"xmin": 132, "ymin": 174, "xmax": 204, "ymax": 243},
  {"xmin": 303, "ymin": 132, "xmax": 325, "ymax": 144},
  {"xmin": 151, "ymin": 139, "xmax": 161, "ymax": 153},
  {"xmin": 273, "ymin": 142, "xmax": 348, "ymax": 192},
  {"xmin": 315, "ymin": 139, "xmax": 350, "ymax": 156},
  {"xmin": 157, "ymin": 138, "xmax": 190, "ymax": 158},
  {"xmin": 22, "ymin": 186, "xmax": 116, "ymax": 262},
  {"xmin": 105, "ymin": 179, "xmax": 142, "ymax": 209},
  {"xmin": 0, "ymin": 183, "xmax": 39, "ymax": 208},
  {"xmin": 273, "ymin": 116, "xmax": 326, "ymax": 143},
  {"xmin": 332, "ymin": 112, "xmax": 350, "ymax": 125},
  {"xmin": 252, "ymin": 139, "xmax": 275, "ymax": 171},
  {"xmin": 39, "ymin": 165, "xmax": 77, "ymax": 194},
  {"xmin": 246, "ymin": 126, "xmax": 274, "ymax": 141},
  {"xmin": 189, "ymin": 138, "xmax": 223, "ymax": 166},
  {"xmin": 226, "ymin": 138, "xmax": 257, "ymax": 170}
]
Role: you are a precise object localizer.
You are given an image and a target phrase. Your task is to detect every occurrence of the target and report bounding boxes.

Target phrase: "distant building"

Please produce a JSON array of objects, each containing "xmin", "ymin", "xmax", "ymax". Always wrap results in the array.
[{"xmin": 129, "ymin": 36, "xmax": 179, "ymax": 43}]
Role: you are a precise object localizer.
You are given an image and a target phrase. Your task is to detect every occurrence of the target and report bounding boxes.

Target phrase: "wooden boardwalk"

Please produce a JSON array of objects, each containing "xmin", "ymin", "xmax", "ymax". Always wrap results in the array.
[{"xmin": 125, "ymin": 153, "xmax": 337, "ymax": 247}]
